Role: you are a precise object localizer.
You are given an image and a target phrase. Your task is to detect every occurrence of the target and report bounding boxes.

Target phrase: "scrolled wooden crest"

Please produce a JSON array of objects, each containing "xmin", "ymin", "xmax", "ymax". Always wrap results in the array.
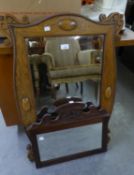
[
  {"xmin": 0, "ymin": 14, "xmax": 29, "ymax": 46},
  {"xmin": 99, "ymin": 12, "xmax": 124, "ymax": 40}
]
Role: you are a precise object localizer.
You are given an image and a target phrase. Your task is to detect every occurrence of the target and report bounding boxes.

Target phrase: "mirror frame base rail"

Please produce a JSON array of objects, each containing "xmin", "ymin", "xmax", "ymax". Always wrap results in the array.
[{"xmin": 26, "ymin": 99, "xmax": 110, "ymax": 168}]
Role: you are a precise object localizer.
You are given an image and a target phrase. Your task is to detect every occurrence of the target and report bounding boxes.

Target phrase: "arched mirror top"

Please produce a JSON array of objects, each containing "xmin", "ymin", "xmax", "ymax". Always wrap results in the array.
[{"xmin": 10, "ymin": 13, "xmax": 114, "ymax": 37}]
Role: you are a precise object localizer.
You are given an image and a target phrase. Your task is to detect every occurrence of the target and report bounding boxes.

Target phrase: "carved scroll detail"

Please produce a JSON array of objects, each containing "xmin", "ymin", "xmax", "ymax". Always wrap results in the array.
[
  {"xmin": 27, "ymin": 144, "xmax": 35, "ymax": 162},
  {"xmin": 28, "ymin": 101, "xmax": 109, "ymax": 131},
  {"xmin": 99, "ymin": 12, "xmax": 124, "ymax": 39},
  {"xmin": 0, "ymin": 14, "xmax": 29, "ymax": 46}
]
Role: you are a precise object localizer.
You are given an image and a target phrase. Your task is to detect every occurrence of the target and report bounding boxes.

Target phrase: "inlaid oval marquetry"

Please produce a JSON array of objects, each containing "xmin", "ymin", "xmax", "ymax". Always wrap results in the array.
[
  {"xmin": 105, "ymin": 87, "xmax": 112, "ymax": 99},
  {"xmin": 21, "ymin": 97, "xmax": 31, "ymax": 112},
  {"xmin": 58, "ymin": 18, "xmax": 77, "ymax": 31}
]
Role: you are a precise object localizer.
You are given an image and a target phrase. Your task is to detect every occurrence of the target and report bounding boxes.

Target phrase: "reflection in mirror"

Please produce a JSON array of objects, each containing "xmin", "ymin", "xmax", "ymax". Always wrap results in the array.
[
  {"xmin": 25, "ymin": 35, "xmax": 104, "ymax": 114},
  {"xmin": 37, "ymin": 123, "xmax": 102, "ymax": 161}
]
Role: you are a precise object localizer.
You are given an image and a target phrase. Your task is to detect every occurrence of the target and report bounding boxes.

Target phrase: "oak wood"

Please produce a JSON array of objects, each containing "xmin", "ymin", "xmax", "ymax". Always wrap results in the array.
[
  {"xmin": 0, "ymin": 14, "xmax": 29, "ymax": 126},
  {"xmin": 1, "ymin": 19, "xmax": 134, "ymax": 126},
  {"xmin": 116, "ymin": 28, "xmax": 134, "ymax": 47},
  {"xmin": 99, "ymin": 12, "xmax": 124, "ymax": 40},
  {"xmin": 0, "ymin": 48, "xmax": 20, "ymax": 125},
  {"xmin": 0, "ymin": 12, "xmax": 134, "ymax": 127},
  {"xmin": 0, "ymin": 47, "xmax": 12, "ymax": 55}
]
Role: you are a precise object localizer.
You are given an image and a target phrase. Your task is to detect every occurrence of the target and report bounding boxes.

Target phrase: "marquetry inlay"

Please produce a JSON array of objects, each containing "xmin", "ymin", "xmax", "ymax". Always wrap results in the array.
[
  {"xmin": 21, "ymin": 97, "xmax": 31, "ymax": 112},
  {"xmin": 105, "ymin": 87, "xmax": 112, "ymax": 99},
  {"xmin": 58, "ymin": 18, "xmax": 77, "ymax": 31}
]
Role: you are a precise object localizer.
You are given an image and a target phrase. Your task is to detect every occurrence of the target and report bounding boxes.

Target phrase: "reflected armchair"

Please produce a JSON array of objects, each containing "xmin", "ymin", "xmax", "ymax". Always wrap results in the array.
[
  {"xmin": 29, "ymin": 54, "xmax": 50, "ymax": 96},
  {"xmin": 41, "ymin": 36, "xmax": 102, "ymax": 96},
  {"xmin": 29, "ymin": 54, "xmax": 41, "ymax": 95}
]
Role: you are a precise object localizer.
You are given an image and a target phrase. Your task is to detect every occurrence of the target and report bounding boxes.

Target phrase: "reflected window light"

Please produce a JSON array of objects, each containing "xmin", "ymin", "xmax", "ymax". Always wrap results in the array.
[
  {"xmin": 69, "ymin": 101, "xmax": 74, "ymax": 104},
  {"xmin": 28, "ymin": 41, "xmax": 38, "ymax": 47},
  {"xmin": 38, "ymin": 136, "xmax": 45, "ymax": 141},
  {"xmin": 73, "ymin": 36, "xmax": 80, "ymax": 40},
  {"xmin": 60, "ymin": 44, "xmax": 69, "ymax": 50},
  {"xmin": 38, "ymin": 0, "xmax": 42, "ymax": 4},
  {"xmin": 29, "ymin": 41, "xmax": 33, "ymax": 47}
]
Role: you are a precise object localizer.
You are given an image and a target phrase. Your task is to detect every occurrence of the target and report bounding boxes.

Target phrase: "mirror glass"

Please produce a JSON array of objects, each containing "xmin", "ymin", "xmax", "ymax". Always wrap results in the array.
[
  {"xmin": 25, "ymin": 35, "xmax": 104, "ymax": 113},
  {"xmin": 37, "ymin": 123, "xmax": 102, "ymax": 161}
]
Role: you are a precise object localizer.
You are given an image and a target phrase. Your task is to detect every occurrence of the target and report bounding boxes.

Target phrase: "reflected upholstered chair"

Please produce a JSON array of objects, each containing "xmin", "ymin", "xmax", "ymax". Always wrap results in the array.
[
  {"xmin": 29, "ymin": 54, "xmax": 41, "ymax": 95},
  {"xmin": 29, "ymin": 54, "xmax": 50, "ymax": 96},
  {"xmin": 41, "ymin": 36, "xmax": 102, "ymax": 96}
]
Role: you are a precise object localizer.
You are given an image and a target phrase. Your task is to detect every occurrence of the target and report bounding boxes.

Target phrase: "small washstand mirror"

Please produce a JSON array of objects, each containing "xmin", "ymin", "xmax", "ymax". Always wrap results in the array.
[{"xmin": 10, "ymin": 13, "xmax": 116, "ymax": 168}]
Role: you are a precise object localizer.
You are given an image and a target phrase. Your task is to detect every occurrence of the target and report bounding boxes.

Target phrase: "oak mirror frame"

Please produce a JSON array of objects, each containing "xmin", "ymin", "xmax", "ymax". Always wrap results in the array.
[{"xmin": 9, "ymin": 13, "xmax": 116, "ymax": 168}]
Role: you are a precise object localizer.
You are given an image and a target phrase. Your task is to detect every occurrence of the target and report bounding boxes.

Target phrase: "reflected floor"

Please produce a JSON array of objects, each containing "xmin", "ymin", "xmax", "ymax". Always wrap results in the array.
[{"xmin": 36, "ymin": 80, "xmax": 100, "ymax": 112}]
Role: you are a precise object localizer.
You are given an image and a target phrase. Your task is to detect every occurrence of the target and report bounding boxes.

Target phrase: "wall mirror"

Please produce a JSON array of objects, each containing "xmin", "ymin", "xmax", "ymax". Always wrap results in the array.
[
  {"xmin": 10, "ymin": 13, "xmax": 116, "ymax": 168},
  {"xmin": 30, "ymin": 122, "xmax": 106, "ymax": 167},
  {"xmin": 37, "ymin": 124, "xmax": 102, "ymax": 162}
]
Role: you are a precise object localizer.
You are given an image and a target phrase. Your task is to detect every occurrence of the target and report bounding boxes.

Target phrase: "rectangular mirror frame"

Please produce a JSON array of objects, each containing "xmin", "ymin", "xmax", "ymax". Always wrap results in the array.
[{"xmin": 26, "ymin": 108, "xmax": 109, "ymax": 168}]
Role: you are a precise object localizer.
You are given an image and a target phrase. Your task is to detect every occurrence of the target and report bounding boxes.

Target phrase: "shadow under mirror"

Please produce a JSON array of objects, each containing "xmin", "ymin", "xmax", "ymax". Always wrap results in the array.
[{"xmin": 26, "ymin": 35, "xmax": 104, "ymax": 115}]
